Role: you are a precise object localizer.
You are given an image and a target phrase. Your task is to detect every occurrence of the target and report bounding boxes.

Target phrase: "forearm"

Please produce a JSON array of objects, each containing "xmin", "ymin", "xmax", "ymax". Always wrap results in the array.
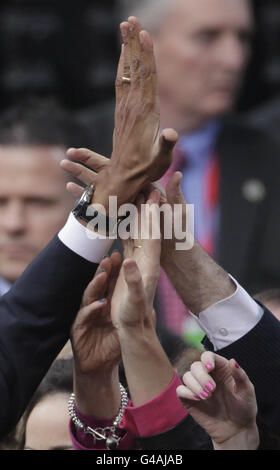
[
  {"xmin": 161, "ymin": 240, "xmax": 236, "ymax": 315},
  {"xmin": 118, "ymin": 327, "xmax": 174, "ymax": 407},
  {"xmin": 74, "ymin": 365, "xmax": 121, "ymax": 419}
]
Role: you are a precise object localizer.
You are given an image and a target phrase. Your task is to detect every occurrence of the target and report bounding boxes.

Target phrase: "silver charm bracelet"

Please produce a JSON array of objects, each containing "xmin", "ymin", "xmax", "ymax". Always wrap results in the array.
[{"xmin": 68, "ymin": 383, "xmax": 129, "ymax": 450}]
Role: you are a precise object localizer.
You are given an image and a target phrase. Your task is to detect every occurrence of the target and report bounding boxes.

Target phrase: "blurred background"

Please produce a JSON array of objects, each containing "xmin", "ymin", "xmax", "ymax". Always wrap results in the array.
[{"xmin": 0, "ymin": 0, "xmax": 279, "ymax": 113}]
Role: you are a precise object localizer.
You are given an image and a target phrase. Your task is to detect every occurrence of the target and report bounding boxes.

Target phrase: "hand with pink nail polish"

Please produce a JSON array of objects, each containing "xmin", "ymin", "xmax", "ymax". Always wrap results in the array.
[{"xmin": 176, "ymin": 351, "xmax": 259, "ymax": 450}]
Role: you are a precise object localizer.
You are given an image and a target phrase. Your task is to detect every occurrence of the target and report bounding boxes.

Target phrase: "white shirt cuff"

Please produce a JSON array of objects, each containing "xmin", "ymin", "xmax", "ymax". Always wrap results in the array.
[
  {"xmin": 190, "ymin": 275, "xmax": 264, "ymax": 351},
  {"xmin": 58, "ymin": 213, "xmax": 114, "ymax": 263}
]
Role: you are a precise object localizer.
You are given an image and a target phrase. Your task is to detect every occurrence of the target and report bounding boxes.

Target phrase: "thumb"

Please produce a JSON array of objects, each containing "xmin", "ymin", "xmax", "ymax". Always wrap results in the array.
[
  {"xmin": 166, "ymin": 171, "xmax": 185, "ymax": 205},
  {"xmin": 229, "ymin": 359, "xmax": 255, "ymax": 395},
  {"xmin": 159, "ymin": 128, "xmax": 179, "ymax": 157},
  {"xmin": 123, "ymin": 259, "xmax": 146, "ymax": 306},
  {"xmin": 82, "ymin": 257, "xmax": 112, "ymax": 306},
  {"xmin": 82, "ymin": 271, "xmax": 108, "ymax": 307},
  {"xmin": 152, "ymin": 128, "xmax": 178, "ymax": 179}
]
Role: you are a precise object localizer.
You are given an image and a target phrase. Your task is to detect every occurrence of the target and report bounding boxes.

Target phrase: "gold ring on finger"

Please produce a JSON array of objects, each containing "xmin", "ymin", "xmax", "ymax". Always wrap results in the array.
[{"xmin": 122, "ymin": 76, "xmax": 131, "ymax": 84}]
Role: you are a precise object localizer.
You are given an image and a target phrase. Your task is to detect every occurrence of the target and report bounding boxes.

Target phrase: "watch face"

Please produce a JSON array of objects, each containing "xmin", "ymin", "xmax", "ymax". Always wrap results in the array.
[
  {"xmin": 73, "ymin": 195, "xmax": 83, "ymax": 212},
  {"xmin": 72, "ymin": 184, "xmax": 94, "ymax": 219}
]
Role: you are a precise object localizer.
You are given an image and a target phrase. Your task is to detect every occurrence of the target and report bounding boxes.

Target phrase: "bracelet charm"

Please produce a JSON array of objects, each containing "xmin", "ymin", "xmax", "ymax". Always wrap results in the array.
[{"xmin": 68, "ymin": 383, "xmax": 129, "ymax": 450}]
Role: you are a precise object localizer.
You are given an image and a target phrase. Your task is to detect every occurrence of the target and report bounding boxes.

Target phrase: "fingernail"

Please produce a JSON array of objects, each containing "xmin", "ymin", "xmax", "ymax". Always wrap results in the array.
[
  {"xmin": 129, "ymin": 23, "xmax": 134, "ymax": 32},
  {"xmin": 125, "ymin": 262, "xmax": 135, "ymax": 271},
  {"xmin": 201, "ymin": 390, "xmax": 209, "ymax": 399},
  {"xmin": 98, "ymin": 268, "xmax": 105, "ymax": 275},
  {"xmin": 205, "ymin": 363, "xmax": 213, "ymax": 371},
  {"xmin": 102, "ymin": 255, "xmax": 109, "ymax": 259},
  {"xmin": 112, "ymin": 250, "xmax": 120, "ymax": 254},
  {"xmin": 121, "ymin": 26, "xmax": 127, "ymax": 37},
  {"xmin": 205, "ymin": 382, "xmax": 214, "ymax": 392},
  {"xmin": 194, "ymin": 395, "xmax": 201, "ymax": 400},
  {"xmin": 99, "ymin": 298, "xmax": 106, "ymax": 303},
  {"xmin": 235, "ymin": 361, "xmax": 240, "ymax": 369}
]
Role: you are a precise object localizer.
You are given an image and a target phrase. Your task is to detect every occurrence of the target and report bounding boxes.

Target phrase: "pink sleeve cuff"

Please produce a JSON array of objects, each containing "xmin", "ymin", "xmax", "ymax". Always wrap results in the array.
[{"xmin": 122, "ymin": 372, "xmax": 188, "ymax": 437}]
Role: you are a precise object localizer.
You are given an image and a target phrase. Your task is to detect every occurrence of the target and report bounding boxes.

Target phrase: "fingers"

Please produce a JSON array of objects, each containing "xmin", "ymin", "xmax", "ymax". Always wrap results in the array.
[
  {"xmin": 181, "ymin": 361, "xmax": 216, "ymax": 401},
  {"xmin": 66, "ymin": 148, "xmax": 109, "ymax": 172},
  {"xmin": 61, "ymin": 160, "xmax": 97, "ymax": 186},
  {"xmin": 149, "ymin": 129, "xmax": 178, "ymax": 181},
  {"xmin": 148, "ymin": 189, "xmax": 161, "ymax": 205},
  {"xmin": 83, "ymin": 253, "xmax": 122, "ymax": 309},
  {"xmin": 200, "ymin": 351, "xmax": 229, "ymax": 375},
  {"xmin": 120, "ymin": 22, "xmax": 131, "ymax": 80},
  {"xmin": 179, "ymin": 352, "xmax": 230, "ymax": 402},
  {"xmin": 160, "ymin": 128, "xmax": 179, "ymax": 153},
  {"xmin": 66, "ymin": 182, "xmax": 84, "ymax": 199},
  {"xmin": 229, "ymin": 359, "xmax": 255, "ymax": 395},
  {"xmin": 116, "ymin": 23, "xmax": 130, "ymax": 107},
  {"xmin": 82, "ymin": 258, "xmax": 112, "ymax": 306},
  {"xmin": 128, "ymin": 17, "xmax": 142, "ymax": 87},
  {"xmin": 106, "ymin": 251, "xmax": 123, "ymax": 300},
  {"xmin": 176, "ymin": 384, "xmax": 200, "ymax": 404},
  {"xmin": 139, "ymin": 30, "xmax": 157, "ymax": 103},
  {"xmin": 166, "ymin": 171, "xmax": 185, "ymax": 205},
  {"xmin": 123, "ymin": 258, "xmax": 146, "ymax": 306},
  {"xmin": 82, "ymin": 271, "xmax": 108, "ymax": 308}
]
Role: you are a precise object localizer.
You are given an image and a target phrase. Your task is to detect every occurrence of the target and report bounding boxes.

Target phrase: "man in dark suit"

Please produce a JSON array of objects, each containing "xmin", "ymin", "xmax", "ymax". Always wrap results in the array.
[{"xmin": 78, "ymin": 0, "xmax": 280, "ymax": 336}]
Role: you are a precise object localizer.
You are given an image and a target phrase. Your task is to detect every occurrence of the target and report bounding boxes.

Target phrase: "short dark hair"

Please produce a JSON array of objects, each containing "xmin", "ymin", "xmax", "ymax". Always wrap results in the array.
[
  {"xmin": 0, "ymin": 97, "xmax": 86, "ymax": 148},
  {"xmin": 0, "ymin": 358, "xmax": 73, "ymax": 450},
  {"xmin": 27, "ymin": 358, "xmax": 73, "ymax": 412}
]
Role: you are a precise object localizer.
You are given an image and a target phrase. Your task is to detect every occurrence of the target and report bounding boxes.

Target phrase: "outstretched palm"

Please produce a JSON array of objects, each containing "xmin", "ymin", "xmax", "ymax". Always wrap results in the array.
[{"xmin": 71, "ymin": 253, "xmax": 122, "ymax": 374}]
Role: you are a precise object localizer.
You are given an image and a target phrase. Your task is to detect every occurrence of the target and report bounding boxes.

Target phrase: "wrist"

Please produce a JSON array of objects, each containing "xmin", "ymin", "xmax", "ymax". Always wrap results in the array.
[
  {"xmin": 213, "ymin": 425, "xmax": 259, "ymax": 450},
  {"xmin": 117, "ymin": 316, "xmax": 155, "ymax": 339},
  {"xmin": 74, "ymin": 365, "xmax": 121, "ymax": 419},
  {"xmin": 92, "ymin": 168, "xmax": 144, "ymax": 211}
]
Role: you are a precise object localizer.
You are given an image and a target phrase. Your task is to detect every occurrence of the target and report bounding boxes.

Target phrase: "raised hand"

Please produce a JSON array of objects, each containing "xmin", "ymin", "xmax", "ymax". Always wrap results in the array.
[
  {"xmin": 71, "ymin": 251, "xmax": 122, "ymax": 374},
  {"xmin": 110, "ymin": 192, "xmax": 174, "ymax": 406},
  {"xmin": 111, "ymin": 191, "xmax": 161, "ymax": 329},
  {"xmin": 176, "ymin": 351, "xmax": 259, "ymax": 450},
  {"xmin": 61, "ymin": 17, "xmax": 178, "ymax": 209}
]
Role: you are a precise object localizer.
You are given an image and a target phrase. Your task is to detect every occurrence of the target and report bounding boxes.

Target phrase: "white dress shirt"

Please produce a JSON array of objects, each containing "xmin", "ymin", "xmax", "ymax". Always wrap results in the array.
[
  {"xmin": 59, "ymin": 213, "xmax": 264, "ymax": 350},
  {"xmin": 0, "ymin": 277, "xmax": 11, "ymax": 296}
]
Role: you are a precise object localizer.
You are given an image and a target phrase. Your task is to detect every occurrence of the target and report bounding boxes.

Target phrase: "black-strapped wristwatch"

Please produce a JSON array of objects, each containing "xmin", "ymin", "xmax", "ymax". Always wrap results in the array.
[
  {"xmin": 72, "ymin": 183, "xmax": 125, "ymax": 235},
  {"xmin": 72, "ymin": 184, "xmax": 96, "ymax": 224}
]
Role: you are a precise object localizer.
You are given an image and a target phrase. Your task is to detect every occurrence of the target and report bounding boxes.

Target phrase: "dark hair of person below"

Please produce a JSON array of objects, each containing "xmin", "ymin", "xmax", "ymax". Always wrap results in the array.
[
  {"xmin": 0, "ymin": 97, "xmax": 88, "ymax": 149},
  {"xmin": 26, "ymin": 358, "xmax": 74, "ymax": 417},
  {"xmin": 0, "ymin": 358, "xmax": 73, "ymax": 450}
]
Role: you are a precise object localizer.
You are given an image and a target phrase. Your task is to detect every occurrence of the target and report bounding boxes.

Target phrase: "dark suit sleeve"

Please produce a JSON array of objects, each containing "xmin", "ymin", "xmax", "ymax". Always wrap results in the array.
[
  {"xmin": 203, "ymin": 308, "xmax": 280, "ymax": 434},
  {"xmin": 0, "ymin": 235, "xmax": 98, "ymax": 438}
]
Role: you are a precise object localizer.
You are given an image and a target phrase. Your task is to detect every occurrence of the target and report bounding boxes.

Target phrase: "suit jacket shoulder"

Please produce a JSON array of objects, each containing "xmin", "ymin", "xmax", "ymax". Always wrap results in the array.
[{"xmin": 0, "ymin": 236, "xmax": 97, "ymax": 438}]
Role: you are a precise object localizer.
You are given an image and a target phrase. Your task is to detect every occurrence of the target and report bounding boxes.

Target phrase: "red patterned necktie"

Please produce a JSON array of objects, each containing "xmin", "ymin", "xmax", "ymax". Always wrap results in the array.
[
  {"xmin": 157, "ymin": 147, "xmax": 190, "ymax": 335},
  {"xmin": 157, "ymin": 148, "xmax": 220, "ymax": 335}
]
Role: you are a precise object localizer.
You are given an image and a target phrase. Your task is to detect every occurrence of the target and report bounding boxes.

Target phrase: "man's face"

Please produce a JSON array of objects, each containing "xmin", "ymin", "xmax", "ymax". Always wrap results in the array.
[
  {"xmin": 154, "ymin": 0, "xmax": 253, "ymax": 119},
  {"xmin": 0, "ymin": 146, "xmax": 73, "ymax": 282}
]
